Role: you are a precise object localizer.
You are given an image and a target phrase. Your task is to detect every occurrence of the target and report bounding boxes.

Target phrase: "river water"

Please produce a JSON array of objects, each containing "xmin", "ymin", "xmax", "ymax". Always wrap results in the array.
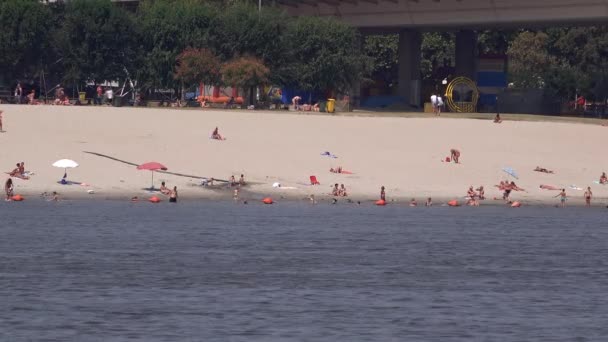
[{"xmin": 1, "ymin": 201, "xmax": 607, "ymax": 341}]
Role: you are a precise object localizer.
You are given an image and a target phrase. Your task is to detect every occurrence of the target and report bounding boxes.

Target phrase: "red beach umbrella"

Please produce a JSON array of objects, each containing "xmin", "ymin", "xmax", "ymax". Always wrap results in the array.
[{"xmin": 137, "ymin": 162, "xmax": 168, "ymax": 190}]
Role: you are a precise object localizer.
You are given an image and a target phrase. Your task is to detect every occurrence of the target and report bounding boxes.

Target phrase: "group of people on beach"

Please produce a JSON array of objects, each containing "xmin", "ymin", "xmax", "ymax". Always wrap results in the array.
[
  {"xmin": 291, "ymin": 96, "xmax": 320, "ymax": 112},
  {"xmin": 331, "ymin": 183, "xmax": 348, "ymax": 197},
  {"xmin": 159, "ymin": 181, "xmax": 178, "ymax": 203}
]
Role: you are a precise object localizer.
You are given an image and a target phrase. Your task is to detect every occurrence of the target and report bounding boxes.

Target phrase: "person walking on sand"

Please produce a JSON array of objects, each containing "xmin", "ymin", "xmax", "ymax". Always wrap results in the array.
[
  {"xmin": 169, "ymin": 186, "xmax": 178, "ymax": 203},
  {"xmin": 5, "ymin": 178, "xmax": 14, "ymax": 201},
  {"xmin": 450, "ymin": 149, "xmax": 461, "ymax": 163},
  {"xmin": 555, "ymin": 189, "xmax": 567, "ymax": 208},
  {"xmin": 380, "ymin": 186, "xmax": 386, "ymax": 201},
  {"xmin": 584, "ymin": 187, "xmax": 592, "ymax": 207},
  {"xmin": 0, "ymin": 110, "xmax": 4, "ymax": 132},
  {"xmin": 430, "ymin": 93, "xmax": 438, "ymax": 116}
]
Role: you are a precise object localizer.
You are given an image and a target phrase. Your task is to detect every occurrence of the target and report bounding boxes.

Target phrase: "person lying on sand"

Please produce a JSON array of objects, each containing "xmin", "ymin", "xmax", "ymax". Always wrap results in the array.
[
  {"xmin": 540, "ymin": 184, "xmax": 560, "ymax": 190},
  {"xmin": 0, "ymin": 110, "xmax": 4, "ymax": 132},
  {"xmin": 211, "ymin": 127, "xmax": 224, "ymax": 140},
  {"xmin": 329, "ymin": 167, "xmax": 343, "ymax": 174},
  {"xmin": 159, "ymin": 181, "xmax": 171, "ymax": 195},
  {"xmin": 534, "ymin": 166, "xmax": 554, "ymax": 174},
  {"xmin": 600, "ymin": 172, "xmax": 608, "ymax": 184}
]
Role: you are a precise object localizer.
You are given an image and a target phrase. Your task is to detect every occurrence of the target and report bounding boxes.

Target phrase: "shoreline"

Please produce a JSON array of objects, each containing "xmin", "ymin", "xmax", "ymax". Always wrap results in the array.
[
  {"xmin": 2, "ymin": 105, "xmax": 607, "ymax": 208},
  {"xmin": 6, "ymin": 187, "xmax": 605, "ymax": 208}
]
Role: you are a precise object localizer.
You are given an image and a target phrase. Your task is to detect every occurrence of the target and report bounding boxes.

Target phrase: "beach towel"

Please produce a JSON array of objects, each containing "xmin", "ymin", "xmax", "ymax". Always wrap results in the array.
[
  {"xmin": 320, "ymin": 151, "xmax": 338, "ymax": 158},
  {"xmin": 540, "ymin": 184, "xmax": 560, "ymax": 190},
  {"xmin": 593, "ymin": 181, "xmax": 607, "ymax": 185}
]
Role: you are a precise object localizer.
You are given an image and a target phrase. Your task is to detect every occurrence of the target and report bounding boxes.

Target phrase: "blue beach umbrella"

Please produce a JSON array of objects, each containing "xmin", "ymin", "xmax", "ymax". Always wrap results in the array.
[{"xmin": 502, "ymin": 167, "xmax": 519, "ymax": 179}]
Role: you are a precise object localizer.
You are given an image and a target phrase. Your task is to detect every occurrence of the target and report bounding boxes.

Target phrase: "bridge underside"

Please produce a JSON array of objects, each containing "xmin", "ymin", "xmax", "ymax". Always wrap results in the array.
[{"xmin": 276, "ymin": 0, "xmax": 608, "ymax": 30}]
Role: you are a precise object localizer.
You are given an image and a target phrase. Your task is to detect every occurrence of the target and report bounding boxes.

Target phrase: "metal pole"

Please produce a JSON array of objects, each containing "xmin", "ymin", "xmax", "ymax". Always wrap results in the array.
[{"xmin": 259, "ymin": 0, "xmax": 261, "ymax": 12}]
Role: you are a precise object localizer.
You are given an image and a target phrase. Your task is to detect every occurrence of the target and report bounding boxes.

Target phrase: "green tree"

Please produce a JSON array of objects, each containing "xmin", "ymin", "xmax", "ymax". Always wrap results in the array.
[
  {"xmin": 137, "ymin": 0, "xmax": 219, "ymax": 89},
  {"xmin": 0, "ymin": 0, "xmax": 52, "ymax": 81},
  {"xmin": 279, "ymin": 16, "xmax": 369, "ymax": 95},
  {"xmin": 53, "ymin": 0, "xmax": 138, "ymax": 85},
  {"xmin": 221, "ymin": 56, "xmax": 270, "ymax": 105},
  {"xmin": 507, "ymin": 31, "xmax": 556, "ymax": 89},
  {"xmin": 174, "ymin": 48, "xmax": 222, "ymax": 87},
  {"xmin": 364, "ymin": 35, "xmax": 399, "ymax": 87}
]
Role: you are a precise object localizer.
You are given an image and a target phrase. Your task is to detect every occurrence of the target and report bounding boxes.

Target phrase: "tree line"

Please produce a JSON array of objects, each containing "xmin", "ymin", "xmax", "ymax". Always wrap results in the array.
[
  {"xmin": 2, "ymin": 0, "xmax": 606, "ymax": 105},
  {"xmin": 0, "ymin": 0, "xmax": 368, "ymax": 101}
]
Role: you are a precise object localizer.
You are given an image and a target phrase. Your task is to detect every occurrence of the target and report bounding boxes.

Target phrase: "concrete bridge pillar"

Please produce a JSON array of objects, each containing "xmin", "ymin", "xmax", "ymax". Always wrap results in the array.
[
  {"xmin": 455, "ymin": 30, "xmax": 478, "ymax": 80},
  {"xmin": 398, "ymin": 29, "xmax": 422, "ymax": 108}
]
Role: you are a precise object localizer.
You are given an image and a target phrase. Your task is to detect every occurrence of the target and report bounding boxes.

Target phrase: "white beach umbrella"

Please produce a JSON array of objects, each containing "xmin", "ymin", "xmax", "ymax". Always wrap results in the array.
[{"xmin": 52, "ymin": 159, "xmax": 79, "ymax": 178}]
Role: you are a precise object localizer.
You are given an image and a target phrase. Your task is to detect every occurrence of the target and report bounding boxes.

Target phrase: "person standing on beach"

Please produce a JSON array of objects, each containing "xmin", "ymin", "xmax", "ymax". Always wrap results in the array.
[
  {"xmin": 380, "ymin": 186, "xmax": 386, "ymax": 201},
  {"xmin": 584, "ymin": 187, "xmax": 592, "ymax": 207},
  {"xmin": 555, "ymin": 189, "xmax": 567, "ymax": 208},
  {"xmin": 0, "ymin": 110, "xmax": 4, "ymax": 132},
  {"xmin": 430, "ymin": 93, "xmax": 438, "ymax": 116},
  {"xmin": 5, "ymin": 178, "xmax": 14, "ymax": 201},
  {"xmin": 450, "ymin": 149, "xmax": 460, "ymax": 163},
  {"xmin": 169, "ymin": 186, "xmax": 178, "ymax": 203},
  {"xmin": 425, "ymin": 197, "xmax": 432, "ymax": 206},
  {"xmin": 95, "ymin": 85, "xmax": 103, "ymax": 105}
]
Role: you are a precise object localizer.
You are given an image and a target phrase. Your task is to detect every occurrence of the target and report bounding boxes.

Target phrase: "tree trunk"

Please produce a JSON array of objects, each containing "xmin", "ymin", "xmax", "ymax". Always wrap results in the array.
[{"xmin": 249, "ymin": 86, "xmax": 255, "ymax": 106}]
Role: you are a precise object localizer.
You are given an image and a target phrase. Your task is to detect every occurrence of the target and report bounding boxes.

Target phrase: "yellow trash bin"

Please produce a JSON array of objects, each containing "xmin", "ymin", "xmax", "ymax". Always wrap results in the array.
[
  {"xmin": 79, "ymin": 92, "xmax": 86, "ymax": 102},
  {"xmin": 327, "ymin": 98, "xmax": 336, "ymax": 113}
]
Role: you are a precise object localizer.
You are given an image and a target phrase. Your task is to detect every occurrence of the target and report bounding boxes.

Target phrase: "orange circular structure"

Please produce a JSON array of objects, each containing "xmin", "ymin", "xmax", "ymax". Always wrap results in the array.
[
  {"xmin": 149, "ymin": 196, "xmax": 161, "ymax": 203},
  {"xmin": 511, "ymin": 201, "xmax": 521, "ymax": 207},
  {"xmin": 262, "ymin": 197, "xmax": 274, "ymax": 204},
  {"xmin": 11, "ymin": 195, "xmax": 24, "ymax": 201}
]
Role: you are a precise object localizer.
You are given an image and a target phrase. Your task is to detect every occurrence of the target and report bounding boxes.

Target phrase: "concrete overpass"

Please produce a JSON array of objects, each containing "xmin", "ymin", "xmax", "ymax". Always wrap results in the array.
[
  {"xmin": 276, "ymin": 0, "xmax": 608, "ymax": 108},
  {"xmin": 275, "ymin": 0, "xmax": 608, "ymax": 29}
]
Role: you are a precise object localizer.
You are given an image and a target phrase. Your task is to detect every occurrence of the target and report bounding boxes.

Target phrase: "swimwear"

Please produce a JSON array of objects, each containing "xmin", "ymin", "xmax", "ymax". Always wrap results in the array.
[{"xmin": 169, "ymin": 197, "xmax": 177, "ymax": 203}]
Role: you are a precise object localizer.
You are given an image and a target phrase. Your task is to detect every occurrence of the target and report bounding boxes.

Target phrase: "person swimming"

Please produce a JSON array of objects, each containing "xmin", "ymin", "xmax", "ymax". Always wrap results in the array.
[
  {"xmin": 425, "ymin": 197, "xmax": 432, "ymax": 206},
  {"xmin": 409, "ymin": 198, "xmax": 417, "ymax": 207}
]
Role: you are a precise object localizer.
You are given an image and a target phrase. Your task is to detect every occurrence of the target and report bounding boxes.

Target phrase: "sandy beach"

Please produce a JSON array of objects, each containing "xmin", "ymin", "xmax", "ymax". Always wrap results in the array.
[{"xmin": 1, "ymin": 104, "xmax": 607, "ymax": 206}]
